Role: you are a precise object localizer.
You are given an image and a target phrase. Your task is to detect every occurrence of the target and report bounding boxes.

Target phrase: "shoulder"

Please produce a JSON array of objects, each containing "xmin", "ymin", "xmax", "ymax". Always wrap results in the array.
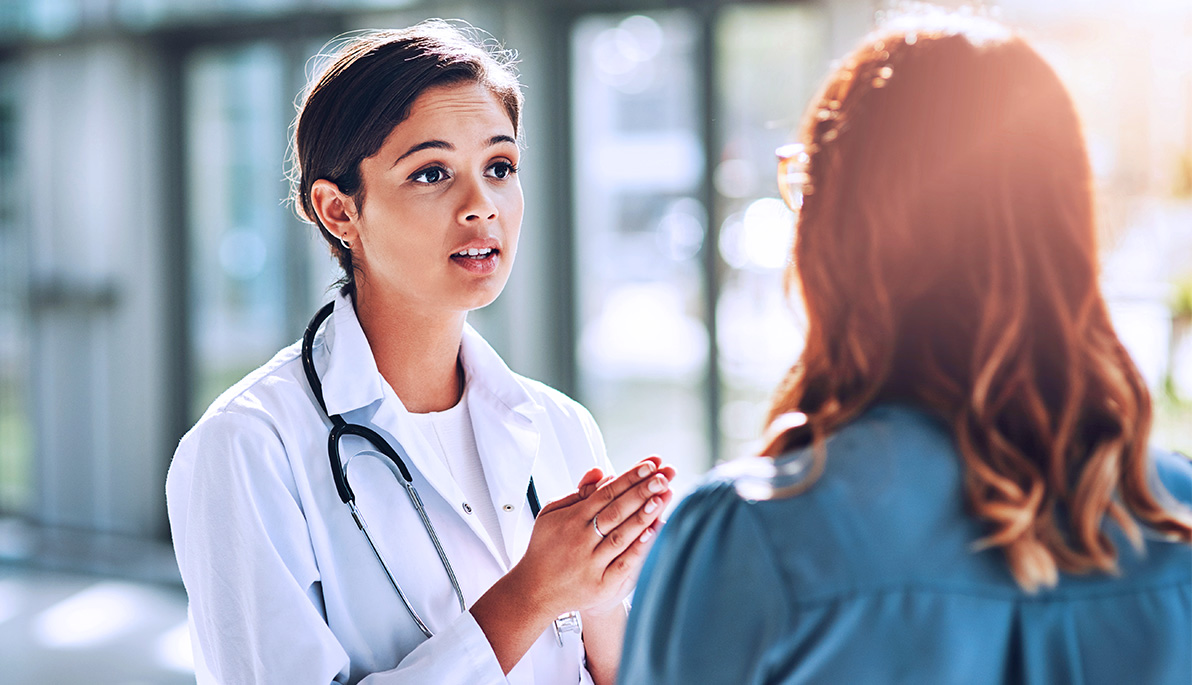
[
  {"xmin": 657, "ymin": 472, "xmax": 772, "ymax": 556},
  {"xmin": 1152, "ymin": 447, "xmax": 1192, "ymax": 507},
  {"xmin": 169, "ymin": 341, "xmax": 309, "ymax": 490},
  {"xmin": 645, "ymin": 470, "xmax": 777, "ymax": 569},
  {"xmin": 513, "ymin": 373, "xmax": 602, "ymax": 434},
  {"xmin": 678, "ymin": 406, "xmax": 993, "ymax": 595},
  {"xmin": 624, "ymin": 472, "xmax": 790, "ymax": 685},
  {"xmin": 190, "ymin": 340, "xmax": 308, "ymax": 426},
  {"xmin": 679, "ymin": 404, "xmax": 958, "ymax": 522}
]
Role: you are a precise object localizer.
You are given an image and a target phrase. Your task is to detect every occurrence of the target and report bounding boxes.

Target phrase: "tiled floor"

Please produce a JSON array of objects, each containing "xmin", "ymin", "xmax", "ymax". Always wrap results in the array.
[{"xmin": 0, "ymin": 564, "xmax": 195, "ymax": 684}]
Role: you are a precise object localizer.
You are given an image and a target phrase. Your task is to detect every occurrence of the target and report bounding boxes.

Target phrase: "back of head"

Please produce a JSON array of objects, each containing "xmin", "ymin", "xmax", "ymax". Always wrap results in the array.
[{"xmin": 768, "ymin": 8, "xmax": 1192, "ymax": 591}]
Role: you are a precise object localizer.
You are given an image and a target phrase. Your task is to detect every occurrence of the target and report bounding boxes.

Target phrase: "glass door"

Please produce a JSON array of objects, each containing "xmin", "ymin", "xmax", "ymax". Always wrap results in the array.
[
  {"xmin": 0, "ymin": 62, "xmax": 30, "ymax": 514},
  {"xmin": 712, "ymin": 4, "xmax": 830, "ymax": 462},
  {"xmin": 183, "ymin": 39, "xmax": 338, "ymax": 420},
  {"xmin": 571, "ymin": 11, "xmax": 710, "ymax": 493}
]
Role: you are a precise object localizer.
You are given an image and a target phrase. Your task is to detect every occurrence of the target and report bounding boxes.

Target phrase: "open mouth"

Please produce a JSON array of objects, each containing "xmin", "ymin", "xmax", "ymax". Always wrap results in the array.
[
  {"xmin": 450, "ymin": 246, "xmax": 501, "ymax": 274},
  {"xmin": 452, "ymin": 247, "xmax": 497, "ymax": 260}
]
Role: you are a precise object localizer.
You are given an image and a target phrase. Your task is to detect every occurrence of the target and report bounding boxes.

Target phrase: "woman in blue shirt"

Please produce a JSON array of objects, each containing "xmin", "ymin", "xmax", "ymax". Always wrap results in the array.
[{"xmin": 620, "ymin": 10, "xmax": 1192, "ymax": 685}]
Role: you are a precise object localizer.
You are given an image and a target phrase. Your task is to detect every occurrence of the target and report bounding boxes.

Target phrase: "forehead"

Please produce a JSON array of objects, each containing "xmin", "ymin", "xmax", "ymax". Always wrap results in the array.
[{"xmin": 388, "ymin": 82, "xmax": 515, "ymax": 142}]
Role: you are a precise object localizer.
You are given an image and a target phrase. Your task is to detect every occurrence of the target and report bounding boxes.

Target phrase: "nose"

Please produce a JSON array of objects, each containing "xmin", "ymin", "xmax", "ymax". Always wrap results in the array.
[{"xmin": 458, "ymin": 175, "xmax": 498, "ymax": 224}]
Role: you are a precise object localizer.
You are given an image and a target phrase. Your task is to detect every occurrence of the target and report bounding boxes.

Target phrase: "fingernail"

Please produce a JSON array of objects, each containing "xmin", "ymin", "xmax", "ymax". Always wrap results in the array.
[
  {"xmin": 637, "ymin": 462, "xmax": 656, "ymax": 478},
  {"xmin": 645, "ymin": 497, "xmax": 660, "ymax": 514},
  {"xmin": 640, "ymin": 528, "xmax": 654, "ymax": 543},
  {"xmin": 648, "ymin": 476, "xmax": 665, "ymax": 493}
]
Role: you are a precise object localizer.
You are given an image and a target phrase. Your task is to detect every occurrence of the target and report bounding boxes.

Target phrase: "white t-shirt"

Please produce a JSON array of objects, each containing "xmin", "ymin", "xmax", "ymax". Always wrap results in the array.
[{"xmin": 408, "ymin": 390, "xmax": 509, "ymax": 567}]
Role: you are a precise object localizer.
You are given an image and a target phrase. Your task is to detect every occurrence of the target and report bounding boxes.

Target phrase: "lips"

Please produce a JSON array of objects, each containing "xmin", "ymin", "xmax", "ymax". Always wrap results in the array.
[{"xmin": 450, "ymin": 245, "xmax": 501, "ymax": 275}]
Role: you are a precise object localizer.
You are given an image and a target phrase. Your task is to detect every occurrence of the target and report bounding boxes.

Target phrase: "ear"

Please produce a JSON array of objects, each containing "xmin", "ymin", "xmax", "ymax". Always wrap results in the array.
[{"xmin": 310, "ymin": 179, "xmax": 360, "ymax": 245}]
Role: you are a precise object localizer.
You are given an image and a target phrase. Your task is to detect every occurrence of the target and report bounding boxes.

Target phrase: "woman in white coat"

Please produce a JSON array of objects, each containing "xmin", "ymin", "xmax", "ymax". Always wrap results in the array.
[{"xmin": 166, "ymin": 21, "xmax": 675, "ymax": 685}]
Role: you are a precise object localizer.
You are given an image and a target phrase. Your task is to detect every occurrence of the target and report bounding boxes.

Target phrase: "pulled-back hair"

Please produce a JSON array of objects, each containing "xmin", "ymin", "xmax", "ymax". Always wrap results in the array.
[
  {"xmin": 765, "ymin": 11, "xmax": 1192, "ymax": 592},
  {"xmin": 288, "ymin": 20, "xmax": 523, "ymax": 291}
]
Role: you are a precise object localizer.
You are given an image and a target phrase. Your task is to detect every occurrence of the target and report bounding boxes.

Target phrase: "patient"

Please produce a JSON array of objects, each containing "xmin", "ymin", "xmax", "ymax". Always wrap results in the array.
[{"xmin": 619, "ymin": 9, "xmax": 1192, "ymax": 684}]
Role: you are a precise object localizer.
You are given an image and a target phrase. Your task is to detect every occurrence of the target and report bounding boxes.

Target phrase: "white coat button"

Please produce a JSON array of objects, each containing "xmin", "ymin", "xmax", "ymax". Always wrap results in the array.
[
  {"xmin": 462, "ymin": 503, "xmax": 473, "ymax": 514},
  {"xmin": 502, "ymin": 504, "xmax": 514, "ymax": 512}
]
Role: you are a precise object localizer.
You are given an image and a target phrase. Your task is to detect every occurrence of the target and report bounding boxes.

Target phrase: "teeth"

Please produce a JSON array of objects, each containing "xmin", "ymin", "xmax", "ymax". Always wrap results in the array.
[{"xmin": 455, "ymin": 247, "xmax": 493, "ymax": 258}]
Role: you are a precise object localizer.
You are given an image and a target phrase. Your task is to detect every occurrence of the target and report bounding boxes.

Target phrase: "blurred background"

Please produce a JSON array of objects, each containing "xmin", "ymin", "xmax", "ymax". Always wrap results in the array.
[{"xmin": 0, "ymin": 0, "xmax": 1188, "ymax": 681}]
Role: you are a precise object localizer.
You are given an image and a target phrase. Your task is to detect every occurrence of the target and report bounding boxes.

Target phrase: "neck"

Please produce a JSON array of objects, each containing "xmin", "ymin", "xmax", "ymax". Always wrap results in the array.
[{"xmin": 354, "ymin": 284, "xmax": 467, "ymax": 414}]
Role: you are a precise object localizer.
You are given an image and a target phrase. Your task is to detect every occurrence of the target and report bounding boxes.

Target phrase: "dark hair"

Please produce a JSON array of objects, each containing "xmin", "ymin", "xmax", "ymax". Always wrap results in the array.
[
  {"xmin": 766, "ymin": 11, "xmax": 1191, "ymax": 591},
  {"xmin": 289, "ymin": 20, "xmax": 523, "ymax": 292}
]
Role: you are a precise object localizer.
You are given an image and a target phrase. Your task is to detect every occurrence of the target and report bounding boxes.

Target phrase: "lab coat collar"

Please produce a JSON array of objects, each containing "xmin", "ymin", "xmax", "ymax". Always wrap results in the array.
[
  {"xmin": 320, "ymin": 289, "xmax": 386, "ymax": 418},
  {"xmin": 458, "ymin": 324, "xmax": 542, "ymax": 422},
  {"xmin": 318, "ymin": 289, "xmax": 544, "ymax": 422}
]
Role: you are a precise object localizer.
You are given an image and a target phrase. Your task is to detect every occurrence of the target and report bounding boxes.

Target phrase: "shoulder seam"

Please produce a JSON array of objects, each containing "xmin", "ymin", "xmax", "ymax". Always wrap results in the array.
[{"xmin": 203, "ymin": 344, "xmax": 305, "ymax": 421}]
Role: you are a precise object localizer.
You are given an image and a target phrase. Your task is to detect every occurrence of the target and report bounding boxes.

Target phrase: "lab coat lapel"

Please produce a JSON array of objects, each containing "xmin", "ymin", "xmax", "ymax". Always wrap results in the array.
[
  {"xmin": 364, "ymin": 376, "xmax": 519, "ymax": 567},
  {"xmin": 460, "ymin": 324, "xmax": 545, "ymax": 567},
  {"xmin": 468, "ymin": 390, "xmax": 542, "ymax": 567},
  {"xmin": 367, "ymin": 384, "xmax": 524, "ymax": 572}
]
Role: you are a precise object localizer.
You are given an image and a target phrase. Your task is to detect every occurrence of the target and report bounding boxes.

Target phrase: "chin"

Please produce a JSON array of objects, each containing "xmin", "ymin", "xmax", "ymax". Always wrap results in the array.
[{"xmin": 459, "ymin": 283, "xmax": 508, "ymax": 312}]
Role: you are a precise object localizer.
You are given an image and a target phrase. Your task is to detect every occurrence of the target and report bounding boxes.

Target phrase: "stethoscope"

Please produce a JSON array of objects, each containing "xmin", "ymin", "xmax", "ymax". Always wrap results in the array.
[{"xmin": 301, "ymin": 301, "xmax": 580, "ymax": 643}]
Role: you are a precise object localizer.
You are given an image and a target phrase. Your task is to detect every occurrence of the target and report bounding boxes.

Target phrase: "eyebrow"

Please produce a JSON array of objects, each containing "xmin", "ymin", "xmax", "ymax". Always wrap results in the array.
[{"xmin": 392, "ymin": 135, "xmax": 518, "ymax": 167}]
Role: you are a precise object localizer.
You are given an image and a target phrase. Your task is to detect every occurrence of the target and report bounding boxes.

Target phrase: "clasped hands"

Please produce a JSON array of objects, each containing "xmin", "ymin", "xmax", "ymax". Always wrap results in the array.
[{"xmin": 511, "ymin": 456, "xmax": 677, "ymax": 621}]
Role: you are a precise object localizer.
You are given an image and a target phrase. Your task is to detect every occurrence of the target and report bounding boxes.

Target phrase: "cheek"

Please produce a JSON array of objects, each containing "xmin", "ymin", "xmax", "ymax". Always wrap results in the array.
[
  {"xmin": 502, "ymin": 188, "xmax": 525, "ymax": 237},
  {"xmin": 361, "ymin": 206, "xmax": 437, "ymax": 269}
]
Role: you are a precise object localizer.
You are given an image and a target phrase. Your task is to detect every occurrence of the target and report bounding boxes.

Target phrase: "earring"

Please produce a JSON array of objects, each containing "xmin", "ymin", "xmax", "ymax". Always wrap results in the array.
[{"xmin": 339, "ymin": 235, "xmax": 351, "ymax": 250}]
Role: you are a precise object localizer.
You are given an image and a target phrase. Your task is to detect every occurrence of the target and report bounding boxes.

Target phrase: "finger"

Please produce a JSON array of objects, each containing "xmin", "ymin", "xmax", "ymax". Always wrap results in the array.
[
  {"xmin": 537, "ymin": 491, "xmax": 586, "ymax": 515},
  {"xmin": 538, "ymin": 466, "xmax": 610, "ymax": 516},
  {"xmin": 579, "ymin": 474, "xmax": 613, "ymax": 500},
  {"xmin": 589, "ymin": 470, "xmax": 670, "ymax": 543},
  {"xmin": 574, "ymin": 468, "xmax": 604, "ymax": 495},
  {"xmin": 600, "ymin": 516, "xmax": 665, "ymax": 587},
  {"xmin": 538, "ymin": 471, "xmax": 603, "ymax": 516},
  {"xmin": 578, "ymin": 456, "xmax": 663, "ymax": 519},
  {"xmin": 593, "ymin": 484, "xmax": 672, "ymax": 560}
]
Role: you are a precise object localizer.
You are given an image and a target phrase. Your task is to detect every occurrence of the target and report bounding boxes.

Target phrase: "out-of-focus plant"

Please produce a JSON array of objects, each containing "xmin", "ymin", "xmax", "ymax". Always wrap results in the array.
[
  {"xmin": 1164, "ymin": 274, "xmax": 1192, "ymax": 402},
  {"xmin": 1173, "ymin": 150, "xmax": 1192, "ymax": 200}
]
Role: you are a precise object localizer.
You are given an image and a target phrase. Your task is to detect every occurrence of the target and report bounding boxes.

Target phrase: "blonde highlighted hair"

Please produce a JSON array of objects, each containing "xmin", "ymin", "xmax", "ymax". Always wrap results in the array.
[{"xmin": 766, "ymin": 12, "xmax": 1192, "ymax": 592}]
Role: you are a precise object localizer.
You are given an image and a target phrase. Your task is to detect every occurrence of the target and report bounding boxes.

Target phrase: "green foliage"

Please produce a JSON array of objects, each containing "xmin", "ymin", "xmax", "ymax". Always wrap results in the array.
[{"xmin": 1172, "ymin": 274, "xmax": 1192, "ymax": 319}]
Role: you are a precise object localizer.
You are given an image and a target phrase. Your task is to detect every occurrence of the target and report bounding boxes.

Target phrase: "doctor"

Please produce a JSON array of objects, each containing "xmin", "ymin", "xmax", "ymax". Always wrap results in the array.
[{"xmin": 166, "ymin": 21, "xmax": 675, "ymax": 685}]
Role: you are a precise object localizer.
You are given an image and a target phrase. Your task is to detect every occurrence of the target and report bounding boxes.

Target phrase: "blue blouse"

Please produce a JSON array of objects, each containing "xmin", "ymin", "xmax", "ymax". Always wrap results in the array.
[{"xmin": 620, "ymin": 405, "xmax": 1192, "ymax": 685}]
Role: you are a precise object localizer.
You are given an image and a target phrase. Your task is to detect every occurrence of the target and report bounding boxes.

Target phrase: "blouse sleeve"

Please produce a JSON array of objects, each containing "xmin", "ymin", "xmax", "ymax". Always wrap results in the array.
[
  {"xmin": 618, "ymin": 480, "xmax": 791, "ymax": 685},
  {"xmin": 167, "ymin": 409, "xmax": 507, "ymax": 685}
]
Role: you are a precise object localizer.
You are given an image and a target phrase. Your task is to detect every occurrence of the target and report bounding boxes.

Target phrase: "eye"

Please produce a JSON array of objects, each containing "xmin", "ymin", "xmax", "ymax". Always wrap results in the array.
[
  {"xmin": 410, "ymin": 166, "xmax": 449, "ymax": 185},
  {"xmin": 486, "ymin": 161, "xmax": 518, "ymax": 179}
]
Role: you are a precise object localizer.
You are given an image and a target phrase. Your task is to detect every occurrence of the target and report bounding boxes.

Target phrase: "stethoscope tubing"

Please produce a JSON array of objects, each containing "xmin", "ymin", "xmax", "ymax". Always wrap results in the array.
[
  {"xmin": 302, "ymin": 300, "xmax": 541, "ymax": 640},
  {"xmin": 304, "ymin": 301, "xmax": 463, "ymax": 637}
]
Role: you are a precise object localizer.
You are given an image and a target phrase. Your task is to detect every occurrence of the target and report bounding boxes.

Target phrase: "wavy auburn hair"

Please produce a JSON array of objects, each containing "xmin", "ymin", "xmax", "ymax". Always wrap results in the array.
[{"xmin": 765, "ymin": 14, "xmax": 1192, "ymax": 592}]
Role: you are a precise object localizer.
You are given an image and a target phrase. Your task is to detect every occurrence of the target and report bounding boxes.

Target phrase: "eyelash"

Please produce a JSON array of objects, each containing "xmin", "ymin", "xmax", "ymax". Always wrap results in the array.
[
  {"xmin": 408, "ymin": 161, "xmax": 519, "ymax": 185},
  {"xmin": 489, "ymin": 161, "xmax": 519, "ymax": 178}
]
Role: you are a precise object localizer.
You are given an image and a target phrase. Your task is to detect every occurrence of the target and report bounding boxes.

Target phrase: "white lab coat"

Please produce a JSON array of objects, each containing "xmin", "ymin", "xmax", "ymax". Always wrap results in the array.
[{"xmin": 166, "ymin": 291, "xmax": 612, "ymax": 685}]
